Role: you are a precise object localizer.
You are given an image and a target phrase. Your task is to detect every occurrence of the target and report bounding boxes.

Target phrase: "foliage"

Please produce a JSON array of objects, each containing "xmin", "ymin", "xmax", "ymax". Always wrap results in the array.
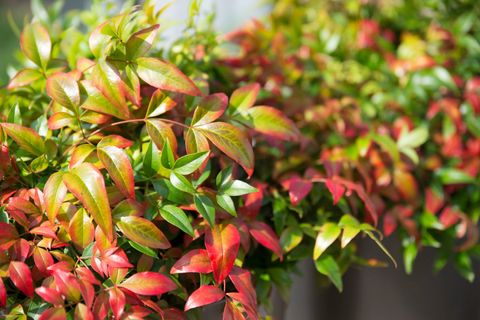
[
  {"xmin": 0, "ymin": 0, "xmax": 303, "ymax": 318},
  {"xmin": 212, "ymin": 0, "xmax": 480, "ymax": 285}
]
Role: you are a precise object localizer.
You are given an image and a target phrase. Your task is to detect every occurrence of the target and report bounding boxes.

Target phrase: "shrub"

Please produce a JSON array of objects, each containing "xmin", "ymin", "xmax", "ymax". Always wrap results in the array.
[
  {"xmin": 0, "ymin": 0, "xmax": 305, "ymax": 318},
  {"xmin": 215, "ymin": 0, "xmax": 480, "ymax": 281}
]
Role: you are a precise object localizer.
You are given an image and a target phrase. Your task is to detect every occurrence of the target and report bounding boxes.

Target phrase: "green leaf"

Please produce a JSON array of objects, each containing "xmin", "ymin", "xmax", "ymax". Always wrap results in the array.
[
  {"xmin": 161, "ymin": 139, "xmax": 175, "ymax": 170},
  {"xmin": 173, "ymin": 151, "xmax": 209, "ymax": 175},
  {"xmin": 338, "ymin": 215, "xmax": 361, "ymax": 248},
  {"xmin": 90, "ymin": 60, "xmax": 130, "ymax": 119},
  {"xmin": 170, "ymin": 172, "xmax": 195, "ymax": 194},
  {"xmin": 135, "ymin": 57, "xmax": 201, "ymax": 96},
  {"xmin": 43, "ymin": 172, "xmax": 67, "ymax": 223},
  {"xmin": 20, "ymin": 22, "xmax": 51, "ymax": 69},
  {"xmin": 159, "ymin": 205, "xmax": 194, "ymax": 237},
  {"xmin": 216, "ymin": 194, "xmax": 236, "ymax": 216},
  {"xmin": 30, "ymin": 155, "xmax": 48, "ymax": 173},
  {"xmin": 229, "ymin": 83, "xmax": 260, "ymax": 113},
  {"xmin": 194, "ymin": 194, "xmax": 215, "ymax": 226},
  {"xmin": 279, "ymin": 227, "xmax": 303, "ymax": 253},
  {"xmin": 215, "ymin": 166, "xmax": 233, "ymax": 188},
  {"xmin": 372, "ymin": 133, "xmax": 400, "ymax": 163},
  {"xmin": 0, "ymin": 123, "xmax": 46, "ymax": 156},
  {"xmin": 403, "ymin": 240, "xmax": 417, "ymax": 274},
  {"xmin": 7, "ymin": 69, "xmax": 43, "ymax": 89},
  {"xmin": 196, "ymin": 122, "xmax": 254, "ymax": 176},
  {"xmin": 363, "ymin": 229, "xmax": 397, "ymax": 268},
  {"xmin": 117, "ymin": 216, "xmax": 170, "ymax": 249},
  {"xmin": 314, "ymin": 255, "xmax": 343, "ymax": 292},
  {"xmin": 63, "ymin": 163, "xmax": 113, "ymax": 241},
  {"xmin": 81, "ymin": 80, "xmax": 129, "ymax": 120},
  {"xmin": 313, "ymin": 223, "xmax": 341, "ymax": 260},
  {"xmin": 128, "ymin": 240, "xmax": 158, "ymax": 258},
  {"xmin": 46, "ymin": 73, "xmax": 80, "ymax": 109},
  {"xmin": 143, "ymin": 142, "xmax": 161, "ymax": 177},
  {"xmin": 221, "ymin": 180, "xmax": 257, "ymax": 196},
  {"xmin": 126, "ymin": 24, "xmax": 159, "ymax": 59},
  {"xmin": 97, "ymin": 146, "xmax": 135, "ymax": 199},
  {"xmin": 436, "ymin": 168, "xmax": 475, "ymax": 185},
  {"xmin": 397, "ymin": 126, "xmax": 429, "ymax": 149}
]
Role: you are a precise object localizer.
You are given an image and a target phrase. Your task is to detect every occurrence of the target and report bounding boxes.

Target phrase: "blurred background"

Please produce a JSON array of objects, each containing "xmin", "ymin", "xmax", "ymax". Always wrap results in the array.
[{"xmin": 1, "ymin": 1, "xmax": 479, "ymax": 319}]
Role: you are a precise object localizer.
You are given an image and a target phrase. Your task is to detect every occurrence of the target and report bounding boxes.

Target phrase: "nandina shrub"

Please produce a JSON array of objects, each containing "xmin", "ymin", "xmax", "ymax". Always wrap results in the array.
[
  {"xmin": 213, "ymin": 0, "xmax": 480, "ymax": 282},
  {"xmin": 0, "ymin": 1, "xmax": 315, "ymax": 318}
]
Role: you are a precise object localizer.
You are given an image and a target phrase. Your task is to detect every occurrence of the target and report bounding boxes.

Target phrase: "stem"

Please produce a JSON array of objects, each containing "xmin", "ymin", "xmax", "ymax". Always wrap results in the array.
[{"xmin": 88, "ymin": 118, "xmax": 146, "ymax": 138}]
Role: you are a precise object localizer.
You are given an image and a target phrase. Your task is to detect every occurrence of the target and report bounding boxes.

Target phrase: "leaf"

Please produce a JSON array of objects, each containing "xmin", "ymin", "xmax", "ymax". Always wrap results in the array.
[
  {"xmin": 0, "ymin": 123, "xmax": 46, "ymax": 156},
  {"xmin": 108, "ymin": 286, "xmax": 126, "ymax": 320},
  {"xmin": 63, "ymin": 163, "xmax": 114, "ymax": 241},
  {"xmin": 98, "ymin": 146, "xmax": 135, "ymax": 199},
  {"xmin": 128, "ymin": 240, "xmax": 158, "ymax": 258},
  {"xmin": 20, "ymin": 22, "xmax": 51, "ymax": 69},
  {"xmin": 314, "ymin": 255, "xmax": 343, "ymax": 292},
  {"xmin": 74, "ymin": 303, "xmax": 94, "ymax": 320},
  {"xmin": 170, "ymin": 172, "xmax": 196, "ymax": 194},
  {"xmin": 173, "ymin": 151, "xmax": 209, "ymax": 175},
  {"xmin": 280, "ymin": 227, "xmax": 303, "ymax": 253},
  {"xmin": 194, "ymin": 194, "xmax": 215, "ymax": 226},
  {"xmin": 143, "ymin": 142, "xmax": 161, "ymax": 177},
  {"xmin": 80, "ymin": 80, "xmax": 129, "ymax": 120},
  {"xmin": 39, "ymin": 307, "xmax": 67, "ymax": 320},
  {"xmin": 324, "ymin": 179, "xmax": 346, "ymax": 205},
  {"xmin": 242, "ymin": 106, "xmax": 299, "ymax": 141},
  {"xmin": 33, "ymin": 247, "xmax": 54, "ymax": 275},
  {"xmin": 69, "ymin": 209, "xmax": 95, "ymax": 250},
  {"xmin": 89, "ymin": 21, "xmax": 113, "ymax": 58},
  {"xmin": 223, "ymin": 300, "xmax": 246, "ymax": 320},
  {"xmin": 159, "ymin": 205, "xmax": 194, "ymax": 237},
  {"xmin": 146, "ymin": 89, "xmax": 177, "ymax": 118},
  {"xmin": 170, "ymin": 249, "xmax": 213, "ymax": 274},
  {"xmin": 9, "ymin": 261, "xmax": 34, "ymax": 298},
  {"xmin": 0, "ymin": 278, "xmax": 6, "ymax": 308},
  {"xmin": 221, "ymin": 180, "xmax": 258, "ymax": 196},
  {"xmin": 46, "ymin": 73, "xmax": 81, "ymax": 109},
  {"xmin": 196, "ymin": 122, "xmax": 254, "ymax": 176},
  {"xmin": 146, "ymin": 119, "xmax": 177, "ymax": 153},
  {"xmin": 397, "ymin": 126, "xmax": 429, "ymax": 149},
  {"xmin": 191, "ymin": 93, "xmax": 228, "ymax": 126},
  {"xmin": 35, "ymin": 286, "xmax": 64, "ymax": 306},
  {"xmin": 69, "ymin": 144, "xmax": 96, "ymax": 169},
  {"xmin": 119, "ymin": 272, "xmax": 176, "ymax": 296},
  {"xmin": 216, "ymin": 194, "xmax": 236, "ymax": 216},
  {"xmin": 185, "ymin": 128, "xmax": 210, "ymax": 154},
  {"xmin": 117, "ymin": 216, "xmax": 171, "ymax": 249},
  {"xmin": 436, "ymin": 168, "xmax": 475, "ymax": 185},
  {"xmin": 91, "ymin": 60, "xmax": 130, "ymax": 119},
  {"xmin": 0, "ymin": 222, "xmax": 19, "ymax": 246},
  {"xmin": 126, "ymin": 24, "xmax": 159, "ymax": 59},
  {"xmin": 44, "ymin": 172, "xmax": 68, "ymax": 223},
  {"xmin": 249, "ymin": 221, "xmax": 283, "ymax": 259},
  {"xmin": 184, "ymin": 285, "xmax": 225, "ymax": 311},
  {"xmin": 338, "ymin": 215, "xmax": 361, "ymax": 248},
  {"xmin": 313, "ymin": 223, "xmax": 341, "ymax": 260},
  {"xmin": 205, "ymin": 224, "xmax": 240, "ymax": 283},
  {"xmin": 7, "ymin": 68, "xmax": 42, "ymax": 89},
  {"xmin": 135, "ymin": 57, "xmax": 201, "ymax": 96},
  {"xmin": 48, "ymin": 112, "xmax": 75, "ymax": 130},
  {"xmin": 363, "ymin": 228, "xmax": 397, "ymax": 268},
  {"xmin": 229, "ymin": 83, "xmax": 260, "ymax": 113}
]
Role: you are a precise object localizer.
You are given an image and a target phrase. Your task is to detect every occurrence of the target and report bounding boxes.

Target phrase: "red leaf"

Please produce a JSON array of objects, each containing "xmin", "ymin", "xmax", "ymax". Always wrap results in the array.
[
  {"xmin": 9, "ymin": 239, "xmax": 30, "ymax": 262},
  {"xmin": 325, "ymin": 179, "xmax": 346, "ymax": 205},
  {"xmin": 243, "ymin": 106, "xmax": 300, "ymax": 141},
  {"xmin": 97, "ymin": 135, "xmax": 133, "ymax": 149},
  {"xmin": 92, "ymin": 292, "xmax": 109, "ymax": 320},
  {"xmin": 47, "ymin": 112, "xmax": 75, "ymax": 130},
  {"xmin": 440, "ymin": 207, "xmax": 461, "ymax": 228},
  {"xmin": 136, "ymin": 57, "xmax": 201, "ymax": 96},
  {"xmin": 282, "ymin": 177, "xmax": 312, "ymax": 206},
  {"xmin": 205, "ymin": 224, "xmax": 240, "ymax": 284},
  {"xmin": 248, "ymin": 221, "xmax": 283, "ymax": 259},
  {"xmin": 383, "ymin": 213, "xmax": 397, "ymax": 237},
  {"xmin": 425, "ymin": 188, "xmax": 444, "ymax": 214},
  {"xmin": 74, "ymin": 303, "xmax": 94, "ymax": 320},
  {"xmin": 0, "ymin": 222, "xmax": 19, "ymax": 247},
  {"xmin": 33, "ymin": 247, "xmax": 54, "ymax": 274},
  {"xmin": 184, "ymin": 285, "xmax": 225, "ymax": 311},
  {"xmin": 30, "ymin": 226, "xmax": 58, "ymax": 239},
  {"xmin": 0, "ymin": 278, "xmax": 6, "ymax": 308},
  {"xmin": 119, "ymin": 272, "xmax": 176, "ymax": 296},
  {"xmin": 35, "ymin": 286, "xmax": 64, "ymax": 305},
  {"xmin": 223, "ymin": 300, "xmax": 246, "ymax": 320},
  {"xmin": 9, "ymin": 261, "xmax": 34, "ymax": 298},
  {"xmin": 39, "ymin": 307, "xmax": 67, "ymax": 320},
  {"xmin": 109, "ymin": 287, "xmax": 126, "ymax": 319},
  {"xmin": 228, "ymin": 267, "xmax": 256, "ymax": 306},
  {"xmin": 0, "ymin": 123, "xmax": 46, "ymax": 156},
  {"xmin": 53, "ymin": 270, "xmax": 82, "ymax": 302},
  {"xmin": 171, "ymin": 249, "xmax": 213, "ymax": 274}
]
